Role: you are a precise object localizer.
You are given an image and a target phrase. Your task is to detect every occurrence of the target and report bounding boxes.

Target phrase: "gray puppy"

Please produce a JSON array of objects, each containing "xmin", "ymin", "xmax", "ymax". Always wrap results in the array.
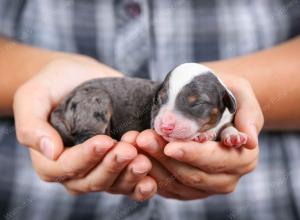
[{"xmin": 50, "ymin": 63, "xmax": 247, "ymax": 147}]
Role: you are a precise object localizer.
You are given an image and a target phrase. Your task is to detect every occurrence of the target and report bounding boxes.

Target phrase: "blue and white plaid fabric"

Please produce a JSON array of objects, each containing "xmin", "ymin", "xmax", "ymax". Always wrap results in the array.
[{"xmin": 0, "ymin": 0, "xmax": 300, "ymax": 219}]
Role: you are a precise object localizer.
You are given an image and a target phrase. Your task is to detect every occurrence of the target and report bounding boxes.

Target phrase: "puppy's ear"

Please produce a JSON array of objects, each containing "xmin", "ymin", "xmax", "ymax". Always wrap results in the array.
[
  {"xmin": 213, "ymin": 74, "xmax": 237, "ymax": 114},
  {"xmin": 223, "ymin": 89, "xmax": 237, "ymax": 113}
]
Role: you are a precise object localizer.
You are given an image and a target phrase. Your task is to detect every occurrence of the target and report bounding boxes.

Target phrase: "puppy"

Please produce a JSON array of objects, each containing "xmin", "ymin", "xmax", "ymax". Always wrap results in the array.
[
  {"xmin": 50, "ymin": 63, "xmax": 247, "ymax": 147},
  {"xmin": 151, "ymin": 63, "xmax": 247, "ymax": 147}
]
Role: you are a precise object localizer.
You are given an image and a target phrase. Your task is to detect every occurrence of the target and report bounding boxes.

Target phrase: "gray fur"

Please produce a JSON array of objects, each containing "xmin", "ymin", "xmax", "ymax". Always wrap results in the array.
[
  {"xmin": 175, "ymin": 73, "xmax": 236, "ymax": 128},
  {"xmin": 50, "ymin": 77, "xmax": 159, "ymax": 146},
  {"xmin": 50, "ymin": 70, "xmax": 237, "ymax": 146}
]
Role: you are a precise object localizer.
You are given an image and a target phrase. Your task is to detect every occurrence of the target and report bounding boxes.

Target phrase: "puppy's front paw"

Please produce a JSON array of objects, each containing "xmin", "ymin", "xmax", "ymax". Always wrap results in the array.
[
  {"xmin": 221, "ymin": 127, "xmax": 247, "ymax": 148},
  {"xmin": 192, "ymin": 131, "xmax": 216, "ymax": 143}
]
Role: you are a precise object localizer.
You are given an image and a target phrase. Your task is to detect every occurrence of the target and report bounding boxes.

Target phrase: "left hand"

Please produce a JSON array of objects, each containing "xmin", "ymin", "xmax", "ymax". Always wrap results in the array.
[{"xmin": 136, "ymin": 76, "xmax": 263, "ymax": 200}]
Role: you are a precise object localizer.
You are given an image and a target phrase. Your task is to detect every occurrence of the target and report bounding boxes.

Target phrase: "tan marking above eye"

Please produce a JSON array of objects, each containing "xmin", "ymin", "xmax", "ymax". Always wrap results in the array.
[
  {"xmin": 188, "ymin": 95, "xmax": 198, "ymax": 104},
  {"xmin": 211, "ymin": 108, "xmax": 218, "ymax": 115}
]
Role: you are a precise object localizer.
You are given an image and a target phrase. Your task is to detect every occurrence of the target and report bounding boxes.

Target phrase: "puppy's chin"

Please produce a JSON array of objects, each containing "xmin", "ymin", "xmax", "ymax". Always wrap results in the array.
[{"xmin": 160, "ymin": 133, "xmax": 198, "ymax": 142}]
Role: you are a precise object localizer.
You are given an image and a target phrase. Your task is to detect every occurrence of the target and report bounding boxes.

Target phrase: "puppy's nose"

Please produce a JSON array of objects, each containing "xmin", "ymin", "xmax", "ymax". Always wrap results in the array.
[
  {"xmin": 161, "ymin": 112, "xmax": 176, "ymax": 125},
  {"xmin": 160, "ymin": 111, "xmax": 176, "ymax": 134},
  {"xmin": 160, "ymin": 123, "xmax": 175, "ymax": 134}
]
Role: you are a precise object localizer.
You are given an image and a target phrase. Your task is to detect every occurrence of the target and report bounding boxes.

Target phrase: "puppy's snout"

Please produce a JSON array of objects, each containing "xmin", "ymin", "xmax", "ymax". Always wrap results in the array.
[
  {"xmin": 161, "ymin": 123, "xmax": 175, "ymax": 134},
  {"xmin": 160, "ymin": 112, "xmax": 176, "ymax": 134}
]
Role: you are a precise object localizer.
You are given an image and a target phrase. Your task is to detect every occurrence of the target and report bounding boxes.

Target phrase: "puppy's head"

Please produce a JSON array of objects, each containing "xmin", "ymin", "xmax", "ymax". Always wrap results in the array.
[{"xmin": 151, "ymin": 63, "xmax": 236, "ymax": 142}]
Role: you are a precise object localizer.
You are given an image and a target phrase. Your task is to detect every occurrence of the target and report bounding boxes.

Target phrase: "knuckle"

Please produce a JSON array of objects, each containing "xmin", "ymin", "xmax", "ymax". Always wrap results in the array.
[
  {"xmin": 87, "ymin": 181, "xmax": 106, "ymax": 192},
  {"xmin": 242, "ymin": 162, "xmax": 257, "ymax": 174},
  {"xmin": 185, "ymin": 172, "xmax": 206, "ymax": 187},
  {"xmin": 61, "ymin": 166, "xmax": 80, "ymax": 178},
  {"xmin": 107, "ymin": 164, "xmax": 123, "ymax": 175},
  {"xmin": 15, "ymin": 126, "xmax": 30, "ymax": 145},
  {"xmin": 211, "ymin": 163, "xmax": 227, "ymax": 173}
]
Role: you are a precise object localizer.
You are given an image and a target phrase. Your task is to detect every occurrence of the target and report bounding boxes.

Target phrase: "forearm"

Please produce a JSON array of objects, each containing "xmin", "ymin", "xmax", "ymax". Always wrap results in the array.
[
  {"xmin": 0, "ymin": 38, "xmax": 121, "ymax": 116},
  {"xmin": 205, "ymin": 36, "xmax": 300, "ymax": 130}
]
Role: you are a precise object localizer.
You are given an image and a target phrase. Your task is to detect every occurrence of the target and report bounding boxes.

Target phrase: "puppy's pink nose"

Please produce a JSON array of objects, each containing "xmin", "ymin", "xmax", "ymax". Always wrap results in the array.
[
  {"xmin": 160, "ymin": 123, "xmax": 175, "ymax": 134},
  {"xmin": 160, "ymin": 111, "xmax": 177, "ymax": 134},
  {"xmin": 161, "ymin": 112, "xmax": 176, "ymax": 125}
]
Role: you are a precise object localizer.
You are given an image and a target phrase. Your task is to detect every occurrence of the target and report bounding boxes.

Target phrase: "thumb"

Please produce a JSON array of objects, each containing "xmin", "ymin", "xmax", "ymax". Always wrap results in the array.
[
  {"xmin": 233, "ymin": 82, "xmax": 264, "ymax": 149},
  {"xmin": 15, "ymin": 118, "xmax": 64, "ymax": 160},
  {"xmin": 13, "ymin": 86, "xmax": 64, "ymax": 160},
  {"xmin": 235, "ymin": 110, "xmax": 260, "ymax": 149}
]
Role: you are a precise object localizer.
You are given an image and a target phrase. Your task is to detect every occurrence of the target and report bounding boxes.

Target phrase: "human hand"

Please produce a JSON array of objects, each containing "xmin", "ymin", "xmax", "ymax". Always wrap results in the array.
[
  {"xmin": 13, "ymin": 57, "xmax": 156, "ymax": 200},
  {"xmin": 137, "ymin": 76, "xmax": 263, "ymax": 200},
  {"xmin": 29, "ymin": 133, "xmax": 156, "ymax": 200},
  {"xmin": 14, "ymin": 56, "xmax": 121, "ymax": 159}
]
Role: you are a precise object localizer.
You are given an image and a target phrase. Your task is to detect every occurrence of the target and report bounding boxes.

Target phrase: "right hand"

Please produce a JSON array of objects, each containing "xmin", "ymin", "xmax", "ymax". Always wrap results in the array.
[{"xmin": 13, "ymin": 57, "xmax": 157, "ymax": 200}]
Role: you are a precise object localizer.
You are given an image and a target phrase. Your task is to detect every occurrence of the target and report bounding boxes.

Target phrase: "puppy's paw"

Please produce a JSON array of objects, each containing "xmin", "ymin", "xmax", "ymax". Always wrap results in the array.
[
  {"xmin": 192, "ymin": 131, "xmax": 216, "ymax": 143},
  {"xmin": 222, "ymin": 131, "xmax": 247, "ymax": 148}
]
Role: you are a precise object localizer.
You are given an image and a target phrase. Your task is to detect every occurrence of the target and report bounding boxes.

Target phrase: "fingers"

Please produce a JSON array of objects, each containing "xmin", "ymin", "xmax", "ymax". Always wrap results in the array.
[
  {"xmin": 130, "ymin": 176, "xmax": 157, "ymax": 201},
  {"xmin": 110, "ymin": 154, "xmax": 152, "ymax": 193},
  {"xmin": 63, "ymin": 142, "xmax": 137, "ymax": 193},
  {"xmin": 150, "ymin": 159, "xmax": 209, "ymax": 200},
  {"xmin": 30, "ymin": 135, "xmax": 116, "ymax": 181},
  {"xmin": 137, "ymin": 130, "xmax": 240, "ymax": 194},
  {"xmin": 154, "ymin": 158, "xmax": 239, "ymax": 194},
  {"xmin": 14, "ymin": 84, "xmax": 64, "ymax": 160},
  {"xmin": 121, "ymin": 130, "xmax": 140, "ymax": 146},
  {"xmin": 164, "ymin": 141, "xmax": 258, "ymax": 174},
  {"xmin": 136, "ymin": 129, "xmax": 168, "ymax": 155},
  {"xmin": 232, "ymin": 80, "xmax": 264, "ymax": 149}
]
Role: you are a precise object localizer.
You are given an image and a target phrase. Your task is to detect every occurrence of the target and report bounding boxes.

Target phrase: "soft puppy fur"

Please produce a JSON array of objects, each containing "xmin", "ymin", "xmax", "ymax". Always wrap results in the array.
[
  {"xmin": 50, "ymin": 63, "xmax": 247, "ymax": 147},
  {"xmin": 151, "ymin": 63, "xmax": 247, "ymax": 147}
]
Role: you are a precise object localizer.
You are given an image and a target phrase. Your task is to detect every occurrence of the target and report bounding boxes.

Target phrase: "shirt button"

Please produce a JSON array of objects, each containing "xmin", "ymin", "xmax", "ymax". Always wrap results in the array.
[{"xmin": 125, "ymin": 2, "xmax": 142, "ymax": 18}]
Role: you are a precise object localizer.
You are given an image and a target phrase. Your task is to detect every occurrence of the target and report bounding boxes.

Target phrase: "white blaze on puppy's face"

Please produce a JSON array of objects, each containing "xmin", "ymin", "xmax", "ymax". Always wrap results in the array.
[
  {"xmin": 153, "ymin": 63, "xmax": 213, "ymax": 141},
  {"xmin": 152, "ymin": 63, "xmax": 237, "ymax": 142}
]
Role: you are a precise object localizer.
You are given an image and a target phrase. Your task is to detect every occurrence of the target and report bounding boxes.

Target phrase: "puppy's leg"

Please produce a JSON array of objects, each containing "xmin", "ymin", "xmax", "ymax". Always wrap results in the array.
[
  {"xmin": 220, "ymin": 125, "xmax": 247, "ymax": 148},
  {"xmin": 192, "ymin": 130, "xmax": 217, "ymax": 143}
]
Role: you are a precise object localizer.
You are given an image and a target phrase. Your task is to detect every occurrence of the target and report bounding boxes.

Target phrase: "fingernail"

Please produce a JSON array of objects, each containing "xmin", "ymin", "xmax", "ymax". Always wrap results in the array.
[
  {"xmin": 94, "ymin": 145, "xmax": 110, "ymax": 155},
  {"xmin": 40, "ymin": 137, "xmax": 54, "ymax": 160},
  {"xmin": 139, "ymin": 183, "xmax": 154, "ymax": 195},
  {"xmin": 147, "ymin": 139, "xmax": 160, "ymax": 153},
  {"xmin": 94, "ymin": 140, "xmax": 114, "ymax": 155},
  {"xmin": 132, "ymin": 166, "xmax": 148, "ymax": 175},
  {"xmin": 164, "ymin": 147, "xmax": 184, "ymax": 159}
]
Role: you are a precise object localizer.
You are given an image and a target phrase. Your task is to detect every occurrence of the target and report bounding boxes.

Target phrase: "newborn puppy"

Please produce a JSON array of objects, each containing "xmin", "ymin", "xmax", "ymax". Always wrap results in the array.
[
  {"xmin": 152, "ymin": 63, "xmax": 247, "ymax": 147},
  {"xmin": 50, "ymin": 63, "xmax": 247, "ymax": 148},
  {"xmin": 50, "ymin": 77, "xmax": 160, "ymax": 146}
]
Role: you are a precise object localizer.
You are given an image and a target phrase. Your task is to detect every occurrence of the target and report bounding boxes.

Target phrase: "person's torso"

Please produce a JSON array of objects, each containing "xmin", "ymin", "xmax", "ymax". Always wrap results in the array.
[{"xmin": 1, "ymin": 0, "xmax": 299, "ymax": 81}]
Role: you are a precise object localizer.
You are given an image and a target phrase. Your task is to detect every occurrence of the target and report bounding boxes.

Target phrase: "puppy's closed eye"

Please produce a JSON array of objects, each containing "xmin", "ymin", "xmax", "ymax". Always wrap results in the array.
[{"xmin": 188, "ymin": 94, "xmax": 211, "ymax": 107}]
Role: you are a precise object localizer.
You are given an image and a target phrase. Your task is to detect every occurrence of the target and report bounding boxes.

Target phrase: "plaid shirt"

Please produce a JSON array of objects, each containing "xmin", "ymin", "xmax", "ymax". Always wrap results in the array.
[{"xmin": 0, "ymin": 0, "xmax": 300, "ymax": 219}]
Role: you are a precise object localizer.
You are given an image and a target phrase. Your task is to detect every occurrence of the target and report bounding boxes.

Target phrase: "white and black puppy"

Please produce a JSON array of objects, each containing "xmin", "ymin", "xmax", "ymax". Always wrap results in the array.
[
  {"xmin": 50, "ymin": 63, "xmax": 247, "ymax": 148},
  {"xmin": 151, "ymin": 63, "xmax": 247, "ymax": 147}
]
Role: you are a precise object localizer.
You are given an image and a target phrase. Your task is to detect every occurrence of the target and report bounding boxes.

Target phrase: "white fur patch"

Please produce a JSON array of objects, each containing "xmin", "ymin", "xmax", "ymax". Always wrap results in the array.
[
  {"xmin": 167, "ymin": 63, "xmax": 210, "ymax": 109},
  {"xmin": 209, "ymin": 108, "xmax": 234, "ymax": 134},
  {"xmin": 155, "ymin": 63, "xmax": 237, "ymax": 141}
]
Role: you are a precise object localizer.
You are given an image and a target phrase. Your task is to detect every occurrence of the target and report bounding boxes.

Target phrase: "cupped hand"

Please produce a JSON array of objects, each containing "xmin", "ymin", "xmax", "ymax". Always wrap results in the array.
[
  {"xmin": 13, "ymin": 57, "xmax": 121, "ymax": 159},
  {"xmin": 137, "ymin": 76, "xmax": 263, "ymax": 200},
  {"xmin": 13, "ymin": 57, "xmax": 156, "ymax": 201},
  {"xmin": 29, "ymin": 133, "xmax": 156, "ymax": 201}
]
